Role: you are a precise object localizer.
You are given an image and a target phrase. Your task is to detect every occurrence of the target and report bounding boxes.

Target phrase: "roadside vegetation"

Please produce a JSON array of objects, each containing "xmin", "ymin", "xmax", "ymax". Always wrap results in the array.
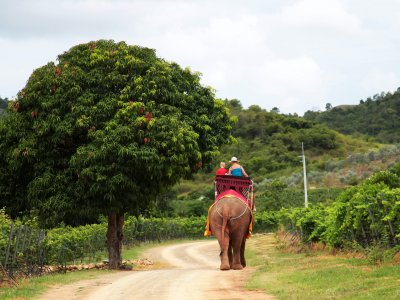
[
  {"xmin": 0, "ymin": 240, "xmax": 172, "ymax": 300},
  {"xmin": 0, "ymin": 269, "xmax": 112, "ymax": 300},
  {"xmin": 246, "ymin": 233, "xmax": 400, "ymax": 300},
  {"xmin": 0, "ymin": 212, "xmax": 206, "ymax": 275},
  {"xmin": 277, "ymin": 165, "xmax": 400, "ymax": 254}
]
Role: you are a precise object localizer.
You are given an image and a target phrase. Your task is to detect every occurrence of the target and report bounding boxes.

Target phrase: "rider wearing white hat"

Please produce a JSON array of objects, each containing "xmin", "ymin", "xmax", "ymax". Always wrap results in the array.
[{"xmin": 228, "ymin": 156, "xmax": 248, "ymax": 177}]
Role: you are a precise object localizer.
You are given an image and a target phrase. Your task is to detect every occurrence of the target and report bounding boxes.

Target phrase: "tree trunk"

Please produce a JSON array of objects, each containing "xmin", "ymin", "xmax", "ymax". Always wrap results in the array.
[{"xmin": 107, "ymin": 212, "xmax": 124, "ymax": 269}]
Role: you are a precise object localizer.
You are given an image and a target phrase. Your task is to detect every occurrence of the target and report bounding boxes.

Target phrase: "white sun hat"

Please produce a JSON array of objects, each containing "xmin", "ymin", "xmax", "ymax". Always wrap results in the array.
[{"xmin": 230, "ymin": 156, "xmax": 239, "ymax": 162}]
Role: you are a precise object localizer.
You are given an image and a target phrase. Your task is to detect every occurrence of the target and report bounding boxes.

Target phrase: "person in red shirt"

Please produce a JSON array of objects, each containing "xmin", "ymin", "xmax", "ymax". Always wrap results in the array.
[{"xmin": 215, "ymin": 162, "xmax": 227, "ymax": 175}]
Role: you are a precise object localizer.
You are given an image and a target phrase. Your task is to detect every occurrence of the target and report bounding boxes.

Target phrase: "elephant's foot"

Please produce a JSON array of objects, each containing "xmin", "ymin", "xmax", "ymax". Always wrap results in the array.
[
  {"xmin": 232, "ymin": 263, "xmax": 243, "ymax": 270},
  {"xmin": 220, "ymin": 263, "xmax": 230, "ymax": 271},
  {"xmin": 241, "ymin": 259, "xmax": 246, "ymax": 268}
]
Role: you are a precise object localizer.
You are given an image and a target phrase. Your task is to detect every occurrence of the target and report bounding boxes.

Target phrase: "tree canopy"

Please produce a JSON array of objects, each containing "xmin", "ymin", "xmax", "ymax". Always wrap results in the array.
[{"xmin": 0, "ymin": 40, "xmax": 234, "ymax": 227}]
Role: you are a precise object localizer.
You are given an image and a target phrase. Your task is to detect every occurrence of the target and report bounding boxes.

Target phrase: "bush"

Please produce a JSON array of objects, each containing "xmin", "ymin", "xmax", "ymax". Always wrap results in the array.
[{"xmin": 277, "ymin": 170, "xmax": 400, "ymax": 251}]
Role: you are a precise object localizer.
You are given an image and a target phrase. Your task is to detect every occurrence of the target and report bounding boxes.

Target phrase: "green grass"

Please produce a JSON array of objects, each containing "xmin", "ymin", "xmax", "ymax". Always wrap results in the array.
[
  {"xmin": 0, "ymin": 239, "xmax": 188, "ymax": 300},
  {"xmin": 0, "ymin": 269, "xmax": 112, "ymax": 300},
  {"xmin": 246, "ymin": 233, "xmax": 400, "ymax": 299}
]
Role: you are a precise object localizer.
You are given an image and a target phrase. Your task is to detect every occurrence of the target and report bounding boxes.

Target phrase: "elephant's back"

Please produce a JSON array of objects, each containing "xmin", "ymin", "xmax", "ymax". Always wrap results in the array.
[{"xmin": 211, "ymin": 196, "xmax": 252, "ymax": 219}]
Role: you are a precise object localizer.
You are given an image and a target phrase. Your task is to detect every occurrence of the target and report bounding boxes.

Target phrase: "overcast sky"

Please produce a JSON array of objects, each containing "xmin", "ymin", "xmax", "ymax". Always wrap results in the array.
[{"xmin": 1, "ymin": 0, "xmax": 400, "ymax": 114}]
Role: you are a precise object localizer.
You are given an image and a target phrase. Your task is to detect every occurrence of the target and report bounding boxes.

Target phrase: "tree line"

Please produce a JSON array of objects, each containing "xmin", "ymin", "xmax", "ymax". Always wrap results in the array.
[{"xmin": 304, "ymin": 88, "xmax": 400, "ymax": 143}]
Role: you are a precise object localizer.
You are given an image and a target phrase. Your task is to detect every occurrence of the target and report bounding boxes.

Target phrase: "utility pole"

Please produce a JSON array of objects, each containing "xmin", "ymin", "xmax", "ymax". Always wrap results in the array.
[{"xmin": 301, "ymin": 142, "xmax": 308, "ymax": 208}]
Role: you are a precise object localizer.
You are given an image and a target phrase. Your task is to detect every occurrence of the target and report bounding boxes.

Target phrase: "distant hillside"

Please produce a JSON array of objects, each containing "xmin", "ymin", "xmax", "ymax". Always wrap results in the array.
[
  {"xmin": 215, "ymin": 100, "xmax": 379, "ymax": 182},
  {"xmin": 304, "ymin": 88, "xmax": 400, "ymax": 143},
  {"xmin": 176, "ymin": 100, "xmax": 379, "ymax": 190},
  {"xmin": 0, "ymin": 97, "xmax": 7, "ymax": 115}
]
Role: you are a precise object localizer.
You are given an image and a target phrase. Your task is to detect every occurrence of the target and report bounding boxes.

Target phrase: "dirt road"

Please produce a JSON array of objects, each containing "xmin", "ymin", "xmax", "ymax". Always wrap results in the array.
[{"xmin": 39, "ymin": 240, "xmax": 271, "ymax": 300}]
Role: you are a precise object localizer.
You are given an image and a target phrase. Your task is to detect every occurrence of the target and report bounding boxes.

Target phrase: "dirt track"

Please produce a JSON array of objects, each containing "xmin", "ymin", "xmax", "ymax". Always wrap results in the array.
[{"xmin": 39, "ymin": 240, "xmax": 272, "ymax": 300}]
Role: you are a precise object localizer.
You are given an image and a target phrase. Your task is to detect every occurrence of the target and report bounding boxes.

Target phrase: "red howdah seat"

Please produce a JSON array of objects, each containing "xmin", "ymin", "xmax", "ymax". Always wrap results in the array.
[{"xmin": 214, "ymin": 175, "xmax": 253, "ymax": 208}]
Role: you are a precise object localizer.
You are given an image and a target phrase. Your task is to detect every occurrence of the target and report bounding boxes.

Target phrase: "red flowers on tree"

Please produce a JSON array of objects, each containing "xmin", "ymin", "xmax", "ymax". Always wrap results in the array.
[{"xmin": 145, "ymin": 112, "xmax": 152, "ymax": 122}]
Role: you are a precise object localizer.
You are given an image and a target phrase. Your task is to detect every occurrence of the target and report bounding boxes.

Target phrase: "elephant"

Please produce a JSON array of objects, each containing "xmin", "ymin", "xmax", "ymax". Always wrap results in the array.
[{"xmin": 209, "ymin": 195, "xmax": 253, "ymax": 270}]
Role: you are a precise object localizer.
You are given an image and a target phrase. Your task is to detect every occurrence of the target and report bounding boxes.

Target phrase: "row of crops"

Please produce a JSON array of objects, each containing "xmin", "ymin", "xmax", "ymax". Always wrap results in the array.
[
  {"xmin": 0, "ymin": 210, "xmax": 276, "ymax": 277},
  {"xmin": 277, "ymin": 169, "xmax": 400, "ymax": 262}
]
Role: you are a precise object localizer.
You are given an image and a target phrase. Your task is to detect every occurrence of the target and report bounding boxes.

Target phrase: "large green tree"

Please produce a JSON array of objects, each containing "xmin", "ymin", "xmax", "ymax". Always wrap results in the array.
[{"xmin": 0, "ymin": 40, "xmax": 234, "ymax": 268}]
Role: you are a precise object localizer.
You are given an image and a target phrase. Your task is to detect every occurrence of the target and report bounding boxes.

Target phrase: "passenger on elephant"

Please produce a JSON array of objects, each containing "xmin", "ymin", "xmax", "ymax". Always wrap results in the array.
[
  {"xmin": 228, "ymin": 157, "xmax": 248, "ymax": 177},
  {"xmin": 215, "ymin": 162, "xmax": 228, "ymax": 175}
]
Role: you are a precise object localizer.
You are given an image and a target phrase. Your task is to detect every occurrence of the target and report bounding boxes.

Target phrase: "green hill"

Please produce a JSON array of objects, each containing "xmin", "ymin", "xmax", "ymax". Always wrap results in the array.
[
  {"xmin": 304, "ymin": 88, "xmax": 400, "ymax": 143},
  {"xmin": 219, "ymin": 100, "xmax": 380, "ymax": 182},
  {"xmin": 194, "ymin": 99, "xmax": 386, "ymax": 188},
  {"xmin": 162, "ymin": 99, "xmax": 396, "ymax": 217}
]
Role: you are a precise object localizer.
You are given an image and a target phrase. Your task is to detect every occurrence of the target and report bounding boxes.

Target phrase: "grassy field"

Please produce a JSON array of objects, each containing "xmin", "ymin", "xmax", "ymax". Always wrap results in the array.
[
  {"xmin": 0, "ymin": 240, "xmax": 175, "ymax": 300},
  {"xmin": 246, "ymin": 233, "xmax": 400, "ymax": 299}
]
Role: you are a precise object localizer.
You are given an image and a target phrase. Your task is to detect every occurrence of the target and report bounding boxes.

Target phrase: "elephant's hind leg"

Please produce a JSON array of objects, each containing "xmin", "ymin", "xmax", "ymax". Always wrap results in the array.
[
  {"xmin": 218, "ymin": 234, "xmax": 230, "ymax": 270},
  {"xmin": 218, "ymin": 209, "xmax": 231, "ymax": 270},
  {"xmin": 228, "ymin": 240, "xmax": 233, "ymax": 269},
  {"xmin": 240, "ymin": 237, "xmax": 246, "ymax": 268},
  {"xmin": 231, "ymin": 235, "xmax": 244, "ymax": 270},
  {"xmin": 214, "ymin": 225, "xmax": 230, "ymax": 270}
]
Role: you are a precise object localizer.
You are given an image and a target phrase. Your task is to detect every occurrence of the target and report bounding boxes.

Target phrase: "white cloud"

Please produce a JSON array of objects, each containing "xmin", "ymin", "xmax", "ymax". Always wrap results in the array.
[
  {"xmin": 0, "ymin": 38, "xmax": 67, "ymax": 99},
  {"xmin": 257, "ymin": 57, "xmax": 323, "ymax": 94},
  {"xmin": 0, "ymin": 0, "xmax": 399, "ymax": 115},
  {"xmin": 280, "ymin": 0, "xmax": 362, "ymax": 34},
  {"xmin": 361, "ymin": 70, "xmax": 400, "ymax": 96},
  {"xmin": 233, "ymin": 57, "xmax": 325, "ymax": 113}
]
